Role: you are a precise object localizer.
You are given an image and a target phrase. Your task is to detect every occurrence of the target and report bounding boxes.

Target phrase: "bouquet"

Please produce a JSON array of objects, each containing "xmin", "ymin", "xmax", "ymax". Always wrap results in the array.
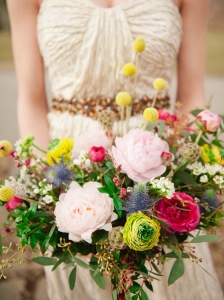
[{"xmin": 0, "ymin": 38, "xmax": 224, "ymax": 300}]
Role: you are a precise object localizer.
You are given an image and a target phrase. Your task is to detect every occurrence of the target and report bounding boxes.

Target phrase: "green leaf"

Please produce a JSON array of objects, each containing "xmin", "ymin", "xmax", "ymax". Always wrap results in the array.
[
  {"xmin": 191, "ymin": 234, "xmax": 220, "ymax": 243},
  {"xmin": 49, "ymin": 223, "xmax": 56, "ymax": 238},
  {"xmin": 28, "ymin": 234, "xmax": 39, "ymax": 249},
  {"xmin": 98, "ymin": 187, "xmax": 110, "ymax": 194},
  {"xmin": 105, "ymin": 161, "xmax": 115, "ymax": 170},
  {"xmin": 163, "ymin": 252, "xmax": 190, "ymax": 259},
  {"xmin": 151, "ymin": 262, "xmax": 161, "ymax": 274},
  {"xmin": 158, "ymin": 120, "xmax": 165, "ymax": 137},
  {"xmin": 135, "ymin": 271, "xmax": 159, "ymax": 281},
  {"xmin": 0, "ymin": 236, "xmax": 2, "ymax": 255},
  {"xmin": 90, "ymin": 270, "xmax": 106, "ymax": 290},
  {"xmin": 153, "ymin": 216, "xmax": 169, "ymax": 228},
  {"xmin": 69, "ymin": 266, "xmax": 77, "ymax": 290},
  {"xmin": 113, "ymin": 194, "xmax": 123, "ymax": 218},
  {"xmin": 140, "ymin": 289, "xmax": 149, "ymax": 300},
  {"xmin": 174, "ymin": 171, "xmax": 197, "ymax": 185},
  {"xmin": 27, "ymin": 203, "xmax": 38, "ymax": 220},
  {"xmin": 129, "ymin": 286, "xmax": 140, "ymax": 293},
  {"xmin": 191, "ymin": 109, "xmax": 203, "ymax": 117},
  {"xmin": 145, "ymin": 280, "xmax": 153, "ymax": 292},
  {"xmin": 132, "ymin": 295, "xmax": 138, "ymax": 300},
  {"xmin": 114, "ymin": 251, "xmax": 120, "ymax": 262},
  {"xmin": 111, "ymin": 289, "xmax": 118, "ymax": 300},
  {"xmin": 104, "ymin": 175, "xmax": 116, "ymax": 194},
  {"xmin": 168, "ymin": 258, "xmax": 185, "ymax": 285},
  {"xmin": 33, "ymin": 257, "xmax": 57, "ymax": 266},
  {"xmin": 52, "ymin": 256, "xmax": 68, "ymax": 271},
  {"xmin": 212, "ymin": 139, "xmax": 223, "ymax": 148},
  {"xmin": 92, "ymin": 230, "xmax": 108, "ymax": 244},
  {"xmin": 73, "ymin": 256, "xmax": 94, "ymax": 270}
]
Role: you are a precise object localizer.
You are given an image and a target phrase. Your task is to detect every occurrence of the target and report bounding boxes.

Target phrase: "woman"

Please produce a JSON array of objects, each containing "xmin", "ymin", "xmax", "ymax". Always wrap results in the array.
[{"xmin": 6, "ymin": 0, "xmax": 223, "ymax": 299}]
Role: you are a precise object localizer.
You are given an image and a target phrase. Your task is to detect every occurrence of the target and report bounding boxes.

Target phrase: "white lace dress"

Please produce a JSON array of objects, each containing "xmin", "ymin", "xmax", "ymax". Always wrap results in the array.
[{"xmin": 37, "ymin": 0, "xmax": 223, "ymax": 299}]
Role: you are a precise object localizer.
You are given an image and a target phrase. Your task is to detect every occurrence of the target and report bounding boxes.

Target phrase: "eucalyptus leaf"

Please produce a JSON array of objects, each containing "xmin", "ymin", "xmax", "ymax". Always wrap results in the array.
[
  {"xmin": 69, "ymin": 266, "xmax": 77, "ymax": 290},
  {"xmin": 174, "ymin": 171, "xmax": 197, "ymax": 185},
  {"xmin": 111, "ymin": 289, "xmax": 118, "ymax": 300},
  {"xmin": 168, "ymin": 258, "xmax": 185, "ymax": 285},
  {"xmin": 191, "ymin": 235, "xmax": 220, "ymax": 243},
  {"xmin": 140, "ymin": 289, "xmax": 149, "ymax": 300},
  {"xmin": 73, "ymin": 256, "xmax": 94, "ymax": 270},
  {"xmin": 33, "ymin": 257, "xmax": 57, "ymax": 266},
  {"xmin": 90, "ymin": 270, "xmax": 106, "ymax": 289},
  {"xmin": 191, "ymin": 109, "xmax": 203, "ymax": 117}
]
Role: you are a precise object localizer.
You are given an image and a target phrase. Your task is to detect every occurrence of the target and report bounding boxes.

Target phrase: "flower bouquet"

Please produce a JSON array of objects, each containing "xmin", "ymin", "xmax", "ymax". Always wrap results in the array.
[{"xmin": 0, "ymin": 38, "xmax": 224, "ymax": 300}]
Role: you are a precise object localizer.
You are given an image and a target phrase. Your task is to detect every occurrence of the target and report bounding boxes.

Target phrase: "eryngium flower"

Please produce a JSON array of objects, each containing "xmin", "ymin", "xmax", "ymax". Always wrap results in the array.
[
  {"xmin": 124, "ymin": 184, "xmax": 157, "ymax": 215},
  {"xmin": 122, "ymin": 211, "xmax": 160, "ymax": 251},
  {"xmin": 46, "ymin": 163, "xmax": 73, "ymax": 188},
  {"xmin": 200, "ymin": 189, "xmax": 219, "ymax": 213}
]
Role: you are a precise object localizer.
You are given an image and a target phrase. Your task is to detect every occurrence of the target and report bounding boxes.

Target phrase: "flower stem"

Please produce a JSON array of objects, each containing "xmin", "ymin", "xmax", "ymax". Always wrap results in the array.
[
  {"xmin": 32, "ymin": 143, "xmax": 47, "ymax": 154},
  {"xmin": 151, "ymin": 90, "xmax": 158, "ymax": 108},
  {"xmin": 195, "ymin": 130, "xmax": 203, "ymax": 145}
]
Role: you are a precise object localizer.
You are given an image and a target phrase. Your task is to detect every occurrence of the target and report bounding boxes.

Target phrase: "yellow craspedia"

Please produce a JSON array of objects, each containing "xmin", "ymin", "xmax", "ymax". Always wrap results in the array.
[
  {"xmin": 153, "ymin": 78, "xmax": 167, "ymax": 90},
  {"xmin": 143, "ymin": 107, "xmax": 159, "ymax": 122},
  {"xmin": 0, "ymin": 186, "xmax": 14, "ymax": 202},
  {"xmin": 122, "ymin": 63, "xmax": 136, "ymax": 76},
  {"xmin": 0, "ymin": 140, "xmax": 13, "ymax": 157},
  {"xmin": 46, "ymin": 138, "xmax": 74, "ymax": 166},
  {"xmin": 133, "ymin": 37, "xmax": 146, "ymax": 52},
  {"xmin": 115, "ymin": 92, "xmax": 132, "ymax": 107}
]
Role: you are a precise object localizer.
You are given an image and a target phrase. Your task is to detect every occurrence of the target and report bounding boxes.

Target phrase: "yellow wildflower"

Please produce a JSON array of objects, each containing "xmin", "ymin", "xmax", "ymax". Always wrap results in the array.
[
  {"xmin": 133, "ymin": 37, "xmax": 146, "ymax": 52},
  {"xmin": 115, "ymin": 92, "xmax": 132, "ymax": 107},
  {"xmin": 0, "ymin": 140, "xmax": 13, "ymax": 157},
  {"xmin": 122, "ymin": 63, "xmax": 136, "ymax": 76},
  {"xmin": 0, "ymin": 186, "xmax": 14, "ymax": 202},
  {"xmin": 46, "ymin": 138, "xmax": 74, "ymax": 166},
  {"xmin": 153, "ymin": 78, "xmax": 166, "ymax": 90},
  {"xmin": 143, "ymin": 107, "xmax": 159, "ymax": 122},
  {"xmin": 201, "ymin": 144, "xmax": 224, "ymax": 165}
]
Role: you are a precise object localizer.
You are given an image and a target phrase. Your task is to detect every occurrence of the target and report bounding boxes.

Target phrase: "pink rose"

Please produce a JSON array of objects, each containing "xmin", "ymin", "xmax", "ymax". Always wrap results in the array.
[
  {"xmin": 196, "ymin": 110, "xmax": 221, "ymax": 133},
  {"xmin": 156, "ymin": 192, "xmax": 200, "ymax": 233},
  {"xmin": 54, "ymin": 182, "xmax": 117, "ymax": 243},
  {"xmin": 158, "ymin": 110, "xmax": 177, "ymax": 123},
  {"xmin": 5, "ymin": 196, "xmax": 23, "ymax": 211},
  {"xmin": 112, "ymin": 129, "xmax": 171, "ymax": 183},
  {"xmin": 88, "ymin": 146, "xmax": 106, "ymax": 162},
  {"xmin": 72, "ymin": 130, "xmax": 110, "ymax": 158}
]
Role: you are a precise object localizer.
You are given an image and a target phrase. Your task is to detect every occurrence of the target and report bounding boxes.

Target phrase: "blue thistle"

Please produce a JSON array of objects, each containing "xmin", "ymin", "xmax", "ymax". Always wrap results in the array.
[
  {"xmin": 123, "ymin": 184, "xmax": 157, "ymax": 216},
  {"xmin": 46, "ymin": 163, "xmax": 73, "ymax": 188},
  {"xmin": 200, "ymin": 189, "xmax": 219, "ymax": 214}
]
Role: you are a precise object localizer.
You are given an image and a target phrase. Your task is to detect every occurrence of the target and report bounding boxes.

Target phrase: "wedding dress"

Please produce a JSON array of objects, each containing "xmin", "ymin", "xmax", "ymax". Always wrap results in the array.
[{"xmin": 37, "ymin": 0, "xmax": 223, "ymax": 299}]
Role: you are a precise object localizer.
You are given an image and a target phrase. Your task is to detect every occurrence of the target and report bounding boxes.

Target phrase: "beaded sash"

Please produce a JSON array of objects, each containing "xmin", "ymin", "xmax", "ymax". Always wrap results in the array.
[{"xmin": 51, "ymin": 95, "xmax": 170, "ymax": 120}]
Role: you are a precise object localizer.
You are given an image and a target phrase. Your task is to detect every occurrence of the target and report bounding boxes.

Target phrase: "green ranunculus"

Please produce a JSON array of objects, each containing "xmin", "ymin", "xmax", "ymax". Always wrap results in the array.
[{"xmin": 122, "ymin": 211, "xmax": 160, "ymax": 251}]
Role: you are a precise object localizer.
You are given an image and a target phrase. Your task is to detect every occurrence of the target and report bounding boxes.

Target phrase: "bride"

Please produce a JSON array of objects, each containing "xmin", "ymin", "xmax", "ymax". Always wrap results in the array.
[{"xmin": 7, "ymin": 0, "xmax": 223, "ymax": 299}]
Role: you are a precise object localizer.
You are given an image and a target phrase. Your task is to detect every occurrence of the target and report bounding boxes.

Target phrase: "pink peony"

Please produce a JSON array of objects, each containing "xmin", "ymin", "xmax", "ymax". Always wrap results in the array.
[
  {"xmin": 5, "ymin": 196, "xmax": 23, "ymax": 211},
  {"xmin": 112, "ymin": 129, "xmax": 172, "ymax": 183},
  {"xmin": 158, "ymin": 110, "xmax": 177, "ymax": 123},
  {"xmin": 88, "ymin": 146, "xmax": 106, "ymax": 162},
  {"xmin": 156, "ymin": 192, "xmax": 200, "ymax": 233},
  {"xmin": 72, "ymin": 130, "xmax": 110, "ymax": 158},
  {"xmin": 196, "ymin": 110, "xmax": 221, "ymax": 133},
  {"xmin": 54, "ymin": 181, "xmax": 117, "ymax": 243}
]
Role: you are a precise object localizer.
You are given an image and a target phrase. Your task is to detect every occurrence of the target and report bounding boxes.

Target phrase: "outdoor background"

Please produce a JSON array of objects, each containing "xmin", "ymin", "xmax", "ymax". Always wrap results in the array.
[{"xmin": 0, "ymin": 0, "xmax": 224, "ymax": 299}]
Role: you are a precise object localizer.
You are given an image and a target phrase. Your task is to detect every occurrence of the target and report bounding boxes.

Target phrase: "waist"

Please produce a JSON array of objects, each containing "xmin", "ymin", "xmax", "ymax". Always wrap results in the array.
[{"xmin": 51, "ymin": 94, "xmax": 170, "ymax": 120}]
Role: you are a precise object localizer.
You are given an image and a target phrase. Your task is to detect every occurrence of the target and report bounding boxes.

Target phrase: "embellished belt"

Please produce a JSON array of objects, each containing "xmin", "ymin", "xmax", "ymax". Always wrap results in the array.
[{"xmin": 51, "ymin": 95, "xmax": 170, "ymax": 120}]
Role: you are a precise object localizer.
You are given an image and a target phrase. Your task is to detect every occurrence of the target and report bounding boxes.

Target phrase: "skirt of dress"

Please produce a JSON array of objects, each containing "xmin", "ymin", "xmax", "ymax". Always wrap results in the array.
[{"xmin": 44, "ymin": 242, "xmax": 223, "ymax": 300}]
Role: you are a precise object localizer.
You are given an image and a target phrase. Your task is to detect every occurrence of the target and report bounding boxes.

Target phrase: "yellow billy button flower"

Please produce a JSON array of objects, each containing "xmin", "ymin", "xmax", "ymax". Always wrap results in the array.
[
  {"xmin": 0, "ymin": 186, "xmax": 14, "ymax": 202},
  {"xmin": 115, "ymin": 92, "xmax": 132, "ymax": 107},
  {"xmin": 122, "ymin": 211, "xmax": 160, "ymax": 251},
  {"xmin": 143, "ymin": 107, "xmax": 159, "ymax": 122},
  {"xmin": 153, "ymin": 78, "xmax": 167, "ymax": 91},
  {"xmin": 122, "ymin": 63, "xmax": 136, "ymax": 76},
  {"xmin": 0, "ymin": 140, "xmax": 13, "ymax": 157},
  {"xmin": 133, "ymin": 37, "xmax": 146, "ymax": 52}
]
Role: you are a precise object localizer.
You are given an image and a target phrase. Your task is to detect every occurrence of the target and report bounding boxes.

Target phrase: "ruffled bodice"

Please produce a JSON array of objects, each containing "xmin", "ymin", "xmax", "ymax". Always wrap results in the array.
[{"xmin": 37, "ymin": 0, "xmax": 182, "ymax": 100}]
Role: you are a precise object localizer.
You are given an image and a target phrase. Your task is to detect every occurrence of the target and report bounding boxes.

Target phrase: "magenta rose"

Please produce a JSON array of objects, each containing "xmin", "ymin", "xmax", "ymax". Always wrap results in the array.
[
  {"xmin": 196, "ymin": 110, "xmax": 221, "ymax": 133},
  {"xmin": 88, "ymin": 146, "xmax": 106, "ymax": 162},
  {"xmin": 112, "ymin": 128, "xmax": 172, "ymax": 183},
  {"xmin": 156, "ymin": 192, "xmax": 200, "ymax": 233},
  {"xmin": 5, "ymin": 196, "xmax": 23, "ymax": 211}
]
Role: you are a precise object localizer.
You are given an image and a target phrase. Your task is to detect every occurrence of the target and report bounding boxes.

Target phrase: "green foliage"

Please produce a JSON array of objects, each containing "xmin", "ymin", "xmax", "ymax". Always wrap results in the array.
[
  {"xmin": 190, "ymin": 234, "xmax": 220, "ymax": 243},
  {"xmin": 168, "ymin": 258, "xmax": 185, "ymax": 285},
  {"xmin": 69, "ymin": 266, "xmax": 77, "ymax": 290},
  {"xmin": 32, "ymin": 257, "xmax": 57, "ymax": 266}
]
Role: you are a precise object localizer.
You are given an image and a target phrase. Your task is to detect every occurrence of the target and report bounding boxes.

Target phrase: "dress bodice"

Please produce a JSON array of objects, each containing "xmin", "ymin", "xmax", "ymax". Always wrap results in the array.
[{"xmin": 37, "ymin": 0, "xmax": 182, "ymax": 100}]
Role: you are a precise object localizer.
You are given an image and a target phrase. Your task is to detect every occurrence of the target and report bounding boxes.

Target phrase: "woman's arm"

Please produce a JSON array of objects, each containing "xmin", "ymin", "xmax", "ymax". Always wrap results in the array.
[
  {"xmin": 7, "ymin": 0, "xmax": 50, "ymax": 149},
  {"xmin": 177, "ymin": 0, "xmax": 210, "ymax": 113}
]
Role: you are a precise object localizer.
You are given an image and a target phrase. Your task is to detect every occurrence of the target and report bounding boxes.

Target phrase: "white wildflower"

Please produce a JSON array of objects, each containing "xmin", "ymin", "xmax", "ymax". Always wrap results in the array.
[
  {"xmin": 34, "ymin": 189, "xmax": 40, "ymax": 194},
  {"xmin": 213, "ymin": 175, "xmax": 224, "ymax": 185},
  {"xmin": 42, "ymin": 195, "xmax": 54, "ymax": 204},
  {"xmin": 149, "ymin": 177, "xmax": 175, "ymax": 199},
  {"xmin": 200, "ymin": 175, "xmax": 208, "ymax": 183}
]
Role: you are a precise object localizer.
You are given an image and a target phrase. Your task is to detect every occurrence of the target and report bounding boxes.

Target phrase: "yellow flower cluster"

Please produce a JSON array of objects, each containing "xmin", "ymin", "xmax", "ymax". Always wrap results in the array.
[
  {"xmin": 123, "ymin": 63, "xmax": 136, "ymax": 76},
  {"xmin": 143, "ymin": 107, "xmax": 159, "ymax": 122},
  {"xmin": 0, "ymin": 186, "xmax": 14, "ymax": 202},
  {"xmin": 46, "ymin": 138, "xmax": 74, "ymax": 166},
  {"xmin": 153, "ymin": 78, "xmax": 166, "ymax": 90},
  {"xmin": 133, "ymin": 37, "xmax": 146, "ymax": 52},
  {"xmin": 0, "ymin": 140, "xmax": 13, "ymax": 157}
]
